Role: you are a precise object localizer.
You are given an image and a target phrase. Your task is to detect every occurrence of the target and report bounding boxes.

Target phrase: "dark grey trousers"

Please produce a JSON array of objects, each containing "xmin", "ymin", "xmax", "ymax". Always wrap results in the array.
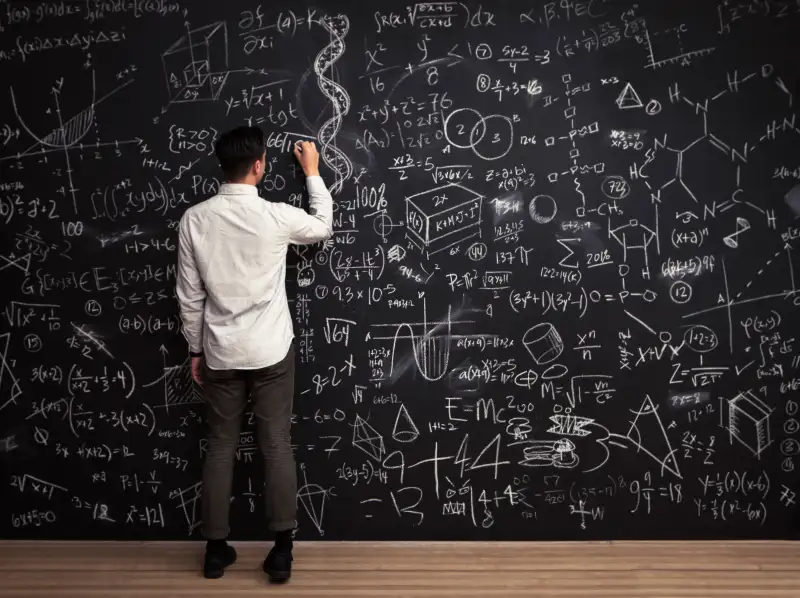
[{"xmin": 200, "ymin": 343, "xmax": 297, "ymax": 539}]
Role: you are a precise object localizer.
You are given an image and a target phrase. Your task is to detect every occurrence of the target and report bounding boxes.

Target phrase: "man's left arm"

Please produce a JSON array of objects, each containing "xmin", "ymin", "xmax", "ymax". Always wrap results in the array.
[{"xmin": 175, "ymin": 214, "xmax": 206, "ymax": 361}]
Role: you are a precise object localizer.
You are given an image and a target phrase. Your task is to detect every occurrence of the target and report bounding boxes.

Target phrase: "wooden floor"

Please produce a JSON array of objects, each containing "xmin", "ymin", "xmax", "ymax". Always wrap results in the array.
[{"xmin": 0, "ymin": 541, "xmax": 798, "ymax": 596}]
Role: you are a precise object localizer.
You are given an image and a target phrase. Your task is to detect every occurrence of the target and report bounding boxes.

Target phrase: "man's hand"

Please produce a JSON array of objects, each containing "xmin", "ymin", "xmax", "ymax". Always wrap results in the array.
[
  {"xmin": 294, "ymin": 141, "xmax": 320, "ymax": 177},
  {"xmin": 191, "ymin": 356, "xmax": 204, "ymax": 385}
]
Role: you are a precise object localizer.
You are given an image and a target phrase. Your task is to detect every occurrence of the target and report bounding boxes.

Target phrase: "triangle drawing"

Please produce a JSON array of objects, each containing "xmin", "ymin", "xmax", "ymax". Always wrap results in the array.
[
  {"xmin": 0, "ymin": 333, "xmax": 22, "ymax": 413},
  {"xmin": 625, "ymin": 394, "xmax": 681, "ymax": 478},
  {"xmin": 392, "ymin": 403, "xmax": 420, "ymax": 443},
  {"xmin": 298, "ymin": 483, "xmax": 327, "ymax": 535},
  {"xmin": 616, "ymin": 82, "xmax": 644, "ymax": 110}
]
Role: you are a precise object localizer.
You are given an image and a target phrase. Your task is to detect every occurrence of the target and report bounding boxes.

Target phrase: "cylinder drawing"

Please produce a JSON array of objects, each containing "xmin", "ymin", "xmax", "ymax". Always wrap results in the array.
[{"xmin": 522, "ymin": 322, "xmax": 564, "ymax": 365}]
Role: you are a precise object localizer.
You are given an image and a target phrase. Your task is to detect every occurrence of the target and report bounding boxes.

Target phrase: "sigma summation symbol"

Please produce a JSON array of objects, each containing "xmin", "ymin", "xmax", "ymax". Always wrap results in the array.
[{"xmin": 0, "ymin": 0, "xmax": 798, "ymax": 541}]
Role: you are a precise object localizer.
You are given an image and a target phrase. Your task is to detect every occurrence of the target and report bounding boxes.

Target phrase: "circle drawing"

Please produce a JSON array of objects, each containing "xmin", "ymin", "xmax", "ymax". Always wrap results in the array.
[
  {"xmin": 444, "ymin": 108, "xmax": 485, "ymax": 149},
  {"xmin": 373, "ymin": 213, "xmax": 395, "ymax": 240},
  {"xmin": 529, "ymin": 194, "xmax": 557, "ymax": 224},
  {"xmin": 601, "ymin": 175, "xmax": 631, "ymax": 200},
  {"xmin": 24, "ymin": 333, "xmax": 42, "ymax": 353},
  {"xmin": 444, "ymin": 108, "xmax": 514, "ymax": 161},
  {"xmin": 643, "ymin": 290, "xmax": 658, "ymax": 302},
  {"xmin": 467, "ymin": 242, "xmax": 487, "ymax": 261},
  {"xmin": 297, "ymin": 266, "xmax": 315, "ymax": 288},
  {"xmin": 469, "ymin": 114, "xmax": 514, "ymax": 161},
  {"xmin": 645, "ymin": 99, "xmax": 662, "ymax": 115},
  {"xmin": 85, "ymin": 299, "xmax": 102, "ymax": 317},
  {"xmin": 670, "ymin": 280, "xmax": 693, "ymax": 304},
  {"xmin": 683, "ymin": 324, "xmax": 718, "ymax": 353},
  {"xmin": 781, "ymin": 438, "xmax": 800, "ymax": 456},
  {"xmin": 542, "ymin": 363, "xmax": 568, "ymax": 379},
  {"xmin": 475, "ymin": 43, "xmax": 492, "ymax": 60}
]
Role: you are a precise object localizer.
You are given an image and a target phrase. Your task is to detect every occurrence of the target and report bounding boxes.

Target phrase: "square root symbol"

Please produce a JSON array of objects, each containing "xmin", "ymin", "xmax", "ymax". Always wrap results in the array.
[{"xmin": 405, "ymin": 183, "xmax": 484, "ymax": 259}]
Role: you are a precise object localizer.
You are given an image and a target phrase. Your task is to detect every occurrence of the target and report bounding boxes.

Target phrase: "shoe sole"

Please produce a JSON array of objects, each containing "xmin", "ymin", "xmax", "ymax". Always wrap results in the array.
[
  {"xmin": 266, "ymin": 570, "xmax": 291, "ymax": 583},
  {"xmin": 262, "ymin": 563, "xmax": 291, "ymax": 583},
  {"xmin": 204, "ymin": 554, "xmax": 237, "ymax": 579}
]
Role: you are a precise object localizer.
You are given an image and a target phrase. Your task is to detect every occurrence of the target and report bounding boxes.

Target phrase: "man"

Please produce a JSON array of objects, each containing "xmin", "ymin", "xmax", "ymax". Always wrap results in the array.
[{"xmin": 175, "ymin": 126, "xmax": 333, "ymax": 583}]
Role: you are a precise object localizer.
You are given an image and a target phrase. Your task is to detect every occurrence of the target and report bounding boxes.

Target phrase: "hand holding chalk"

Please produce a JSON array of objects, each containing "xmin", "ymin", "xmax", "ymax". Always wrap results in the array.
[{"xmin": 294, "ymin": 141, "xmax": 320, "ymax": 177}]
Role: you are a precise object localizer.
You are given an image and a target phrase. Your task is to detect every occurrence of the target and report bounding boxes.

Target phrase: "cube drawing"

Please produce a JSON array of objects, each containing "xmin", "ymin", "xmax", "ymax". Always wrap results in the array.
[
  {"xmin": 405, "ymin": 183, "xmax": 483, "ymax": 258},
  {"xmin": 162, "ymin": 21, "xmax": 229, "ymax": 103},
  {"xmin": 728, "ymin": 390, "xmax": 773, "ymax": 458}
]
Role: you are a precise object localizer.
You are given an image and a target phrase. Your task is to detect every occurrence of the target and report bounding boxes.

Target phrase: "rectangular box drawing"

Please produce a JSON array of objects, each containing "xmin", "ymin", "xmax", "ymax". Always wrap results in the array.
[
  {"xmin": 161, "ymin": 22, "xmax": 229, "ymax": 104},
  {"xmin": 405, "ymin": 183, "xmax": 484, "ymax": 258},
  {"xmin": 728, "ymin": 390, "xmax": 773, "ymax": 459}
]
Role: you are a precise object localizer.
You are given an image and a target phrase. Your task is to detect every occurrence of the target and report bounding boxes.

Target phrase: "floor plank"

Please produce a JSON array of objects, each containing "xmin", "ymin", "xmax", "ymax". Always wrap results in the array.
[{"xmin": 0, "ymin": 541, "xmax": 798, "ymax": 597}]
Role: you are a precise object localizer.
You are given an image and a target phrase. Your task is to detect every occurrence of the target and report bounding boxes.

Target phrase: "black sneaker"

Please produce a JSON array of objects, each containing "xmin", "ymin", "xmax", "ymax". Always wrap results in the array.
[
  {"xmin": 262, "ymin": 545, "xmax": 293, "ymax": 583},
  {"xmin": 203, "ymin": 542, "xmax": 237, "ymax": 579}
]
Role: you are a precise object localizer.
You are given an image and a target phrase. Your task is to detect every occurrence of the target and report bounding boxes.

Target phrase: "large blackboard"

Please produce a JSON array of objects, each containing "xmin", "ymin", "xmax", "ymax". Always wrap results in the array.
[{"xmin": 1, "ymin": 0, "xmax": 799, "ymax": 541}]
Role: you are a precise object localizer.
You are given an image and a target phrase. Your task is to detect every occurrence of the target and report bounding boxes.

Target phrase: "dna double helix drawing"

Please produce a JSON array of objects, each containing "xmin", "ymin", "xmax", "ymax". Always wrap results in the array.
[{"xmin": 314, "ymin": 14, "xmax": 352, "ymax": 196}]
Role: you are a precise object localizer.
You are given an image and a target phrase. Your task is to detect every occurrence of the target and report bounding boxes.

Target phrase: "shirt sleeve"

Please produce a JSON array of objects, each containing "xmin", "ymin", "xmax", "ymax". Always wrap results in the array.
[
  {"xmin": 282, "ymin": 175, "xmax": 334, "ymax": 244},
  {"xmin": 175, "ymin": 212, "xmax": 206, "ymax": 355}
]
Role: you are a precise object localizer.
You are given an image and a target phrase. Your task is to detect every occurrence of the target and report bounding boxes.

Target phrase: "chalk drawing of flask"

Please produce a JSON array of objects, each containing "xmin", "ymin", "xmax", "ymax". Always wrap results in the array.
[
  {"xmin": 522, "ymin": 322, "xmax": 564, "ymax": 365},
  {"xmin": 411, "ymin": 305, "xmax": 452, "ymax": 381}
]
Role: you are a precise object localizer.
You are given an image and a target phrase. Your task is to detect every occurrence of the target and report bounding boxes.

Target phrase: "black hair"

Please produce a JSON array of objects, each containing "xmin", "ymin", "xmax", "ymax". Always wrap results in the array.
[{"xmin": 214, "ymin": 126, "xmax": 266, "ymax": 181}]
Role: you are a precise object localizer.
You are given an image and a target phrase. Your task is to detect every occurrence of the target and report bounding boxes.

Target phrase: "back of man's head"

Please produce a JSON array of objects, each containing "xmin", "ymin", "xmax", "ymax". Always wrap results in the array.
[{"xmin": 214, "ymin": 126, "xmax": 266, "ymax": 182}]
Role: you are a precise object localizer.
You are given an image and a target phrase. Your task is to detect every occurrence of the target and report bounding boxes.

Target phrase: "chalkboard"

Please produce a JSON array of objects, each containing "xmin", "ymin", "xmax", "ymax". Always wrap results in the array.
[{"xmin": 1, "ymin": 0, "xmax": 799, "ymax": 542}]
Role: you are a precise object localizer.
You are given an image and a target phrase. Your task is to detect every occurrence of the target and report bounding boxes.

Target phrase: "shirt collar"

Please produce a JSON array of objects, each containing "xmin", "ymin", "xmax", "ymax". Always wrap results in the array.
[{"xmin": 218, "ymin": 183, "xmax": 259, "ymax": 196}]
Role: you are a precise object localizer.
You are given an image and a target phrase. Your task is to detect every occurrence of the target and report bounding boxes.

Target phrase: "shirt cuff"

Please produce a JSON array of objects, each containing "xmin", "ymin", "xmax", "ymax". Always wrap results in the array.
[{"xmin": 305, "ymin": 174, "xmax": 325, "ymax": 188}]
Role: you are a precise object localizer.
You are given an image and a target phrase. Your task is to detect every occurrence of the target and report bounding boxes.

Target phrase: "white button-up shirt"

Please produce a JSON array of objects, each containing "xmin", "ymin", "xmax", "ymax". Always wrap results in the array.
[{"xmin": 175, "ymin": 176, "xmax": 333, "ymax": 370}]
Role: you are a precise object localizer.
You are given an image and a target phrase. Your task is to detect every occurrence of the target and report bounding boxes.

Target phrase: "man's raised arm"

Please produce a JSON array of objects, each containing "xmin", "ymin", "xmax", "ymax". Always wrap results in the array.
[{"xmin": 283, "ymin": 141, "xmax": 333, "ymax": 245}]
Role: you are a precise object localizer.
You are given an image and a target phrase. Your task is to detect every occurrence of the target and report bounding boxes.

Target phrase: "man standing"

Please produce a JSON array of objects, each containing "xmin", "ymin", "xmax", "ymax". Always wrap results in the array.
[{"xmin": 175, "ymin": 126, "xmax": 333, "ymax": 582}]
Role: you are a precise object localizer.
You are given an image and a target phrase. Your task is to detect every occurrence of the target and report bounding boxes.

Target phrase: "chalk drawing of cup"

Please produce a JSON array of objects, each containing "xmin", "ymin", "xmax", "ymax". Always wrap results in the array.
[{"xmin": 522, "ymin": 322, "xmax": 564, "ymax": 365}]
